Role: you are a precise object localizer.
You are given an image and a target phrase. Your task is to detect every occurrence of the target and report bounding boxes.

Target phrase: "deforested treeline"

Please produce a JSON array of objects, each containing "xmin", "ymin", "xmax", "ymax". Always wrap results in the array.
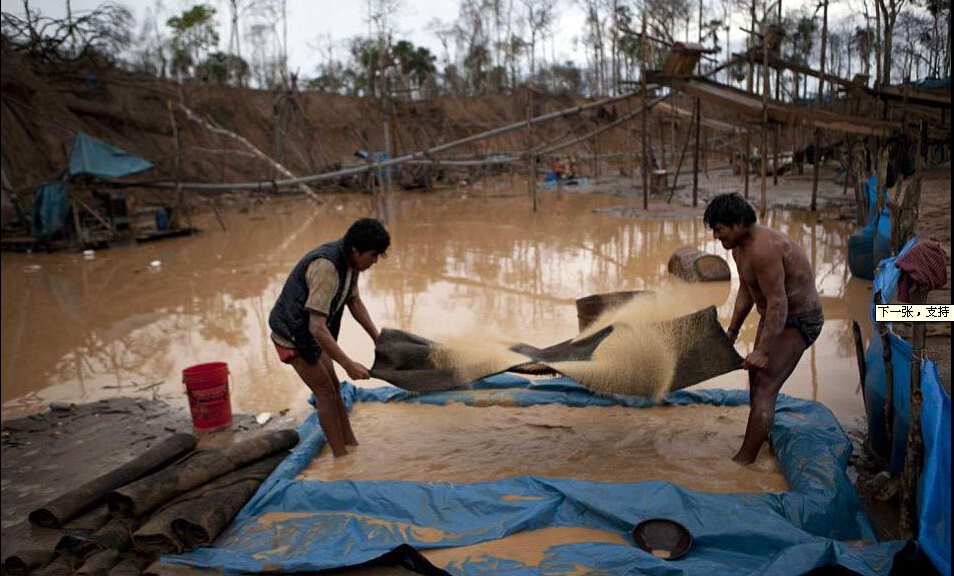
[{"xmin": 2, "ymin": 0, "xmax": 950, "ymax": 101}]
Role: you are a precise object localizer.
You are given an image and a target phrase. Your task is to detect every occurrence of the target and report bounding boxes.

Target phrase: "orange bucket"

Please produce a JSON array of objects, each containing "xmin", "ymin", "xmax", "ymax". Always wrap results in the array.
[{"xmin": 182, "ymin": 362, "xmax": 232, "ymax": 430}]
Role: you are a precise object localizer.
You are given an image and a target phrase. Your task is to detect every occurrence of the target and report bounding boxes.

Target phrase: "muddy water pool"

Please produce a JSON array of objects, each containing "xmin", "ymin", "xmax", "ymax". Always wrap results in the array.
[{"xmin": 1, "ymin": 185, "xmax": 871, "ymax": 433}]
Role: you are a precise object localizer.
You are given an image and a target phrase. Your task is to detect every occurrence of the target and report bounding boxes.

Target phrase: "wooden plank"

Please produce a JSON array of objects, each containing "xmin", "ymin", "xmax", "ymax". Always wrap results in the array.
[{"xmin": 661, "ymin": 77, "xmax": 899, "ymax": 136}]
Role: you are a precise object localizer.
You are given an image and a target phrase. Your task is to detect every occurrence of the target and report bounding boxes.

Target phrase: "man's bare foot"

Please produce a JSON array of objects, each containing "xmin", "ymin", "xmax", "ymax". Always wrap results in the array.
[{"xmin": 732, "ymin": 450, "xmax": 757, "ymax": 465}]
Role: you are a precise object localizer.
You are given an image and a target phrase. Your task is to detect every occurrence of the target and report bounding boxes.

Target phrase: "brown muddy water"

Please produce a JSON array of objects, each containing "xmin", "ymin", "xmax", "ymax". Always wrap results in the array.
[{"xmin": 1, "ymin": 183, "xmax": 870, "ymax": 434}]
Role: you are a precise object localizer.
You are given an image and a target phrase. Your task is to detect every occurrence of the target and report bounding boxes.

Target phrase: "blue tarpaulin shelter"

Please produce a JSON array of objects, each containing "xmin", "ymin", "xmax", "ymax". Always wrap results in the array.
[
  {"xmin": 161, "ymin": 375, "xmax": 908, "ymax": 575},
  {"xmin": 68, "ymin": 132, "xmax": 153, "ymax": 179},
  {"xmin": 30, "ymin": 133, "xmax": 152, "ymax": 237}
]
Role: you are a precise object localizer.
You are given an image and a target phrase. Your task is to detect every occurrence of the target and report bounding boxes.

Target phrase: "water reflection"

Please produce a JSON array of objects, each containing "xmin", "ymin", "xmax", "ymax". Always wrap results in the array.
[{"xmin": 1, "ymin": 189, "xmax": 873, "ymax": 426}]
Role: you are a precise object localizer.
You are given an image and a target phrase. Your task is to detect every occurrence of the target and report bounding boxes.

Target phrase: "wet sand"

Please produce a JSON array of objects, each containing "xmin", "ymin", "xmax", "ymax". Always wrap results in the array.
[
  {"xmin": 298, "ymin": 402, "xmax": 788, "ymax": 493},
  {"xmin": 423, "ymin": 526, "xmax": 631, "ymax": 570},
  {"xmin": 1, "ymin": 182, "xmax": 873, "ymax": 429}
]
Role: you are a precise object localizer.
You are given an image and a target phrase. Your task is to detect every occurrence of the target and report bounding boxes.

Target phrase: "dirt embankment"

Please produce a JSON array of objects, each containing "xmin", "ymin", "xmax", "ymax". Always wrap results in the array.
[{"xmin": 1, "ymin": 44, "xmax": 652, "ymax": 196}]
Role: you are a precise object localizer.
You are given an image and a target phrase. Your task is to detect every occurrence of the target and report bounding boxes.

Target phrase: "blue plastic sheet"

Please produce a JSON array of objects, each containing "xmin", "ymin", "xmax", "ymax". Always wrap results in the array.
[
  {"xmin": 163, "ymin": 375, "xmax": 905, "ymax": 574},
  {"xmin": 68, "ymin": 132, "xmax": 153, "ymax": 179},
  {"xmin": 847, "ymin": 176, "xmax": 893, "ymax": 280},
  {"xmin": 869, "ymin": 237, "xmax": 917, "ymax": 317},
  {"xmin": 30, "ymin": 182, "xmax": 71, "ymax": 236},
  {"xmin": 919, "ymin": 360, "xmax": 952, "ymax": 576},
  {"xmin": 862, "ymin": 236, "xmax": 951, "ymax": 576}
]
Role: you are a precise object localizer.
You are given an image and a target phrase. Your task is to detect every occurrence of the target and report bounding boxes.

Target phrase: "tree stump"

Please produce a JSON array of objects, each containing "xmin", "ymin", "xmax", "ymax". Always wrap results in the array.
[{"xmin": 667, "ymin": 247, "xmax": 731, "ymax": 282}]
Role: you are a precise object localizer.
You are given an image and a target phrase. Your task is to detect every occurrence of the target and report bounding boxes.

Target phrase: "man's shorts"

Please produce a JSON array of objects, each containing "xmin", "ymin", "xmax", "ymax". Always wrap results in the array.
[
  {"xmin": 274, "ymin": 342, "xmax": 298, "ymax": 364},
  {"xmin": 785, "ymin": 310, "xmax": 825, "ymax": 347},
  {"xmin": 758, "ymin": 309, "xmax": 825, "ymax": 347}
]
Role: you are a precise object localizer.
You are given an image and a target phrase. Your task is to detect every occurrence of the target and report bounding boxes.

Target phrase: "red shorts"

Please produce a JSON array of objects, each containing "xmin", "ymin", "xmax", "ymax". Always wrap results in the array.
[{"xmin": 274, "ymin": 342, "xmax": 298, "ymax": 364}]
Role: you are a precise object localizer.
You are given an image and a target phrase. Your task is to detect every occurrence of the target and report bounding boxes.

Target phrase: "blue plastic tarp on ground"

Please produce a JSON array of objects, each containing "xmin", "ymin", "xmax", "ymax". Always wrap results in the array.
[
  {"xmin": 163, "ymin": 375, "xmax": 906, "ymax": 574},
  {"xmin": 68, "ymin": 132, "xmax": 153, "ymax": 179}
]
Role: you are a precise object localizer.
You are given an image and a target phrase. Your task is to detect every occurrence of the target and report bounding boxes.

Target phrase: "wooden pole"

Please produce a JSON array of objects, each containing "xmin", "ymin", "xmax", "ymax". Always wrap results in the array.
[
  {"xmin": 852, "ymin": 321, "xmax": 866, "ymax": 392},
  {"xmin": 71, "ymin": 197, "xmax": 84, "ymax": 248},
  {"xmin": 773, "ymin": 125, "xmax": 780, "ymax": 185},
  {"xmin": 692, "ymin": 0, "xmax": 702, "ymax": 207},
  {"xmin": 670, "ymin": 104, "xmax": 676, "ymax": 168},
  {"xmin": 879, "ymin": 319, "xmax": 895, "ymax": 450},
  {"xmin": 810, "ymin": 0, "xmax": 829, "ymax": 212},
  {"xmin": 167, "ymin": 100, "xmax": 191, "ymax": 230},
  {"xmin": 641, "ymin": 12, "xmax": 649, "ymax": 211},
  {"xmin": 743, "ymin": 0, "xmax": 756, "ymax": 200},
  {"xmin": 527, "ymin": 85, "xmax": 538, "ymax": 212},
  {"xmin": 692, "ymin": 100, "xmax": 701, "ymax": 207},
  {"xmin": 667, "ymin": 120, "xmax": 695, "ymax": 203},
  {"xmin": 760, "ymin": 22, "xmax": 770, "ymax": 220},
  {"xmin": 774, "ymin": 0, "xmax": 782, "ymax": 187},
  {"xmin": 900, "ymin": 290, "xmax": 927, "ymax": 539},
  {"xmin": 843, "ymin": 138, "xmax": 853, "ymax": 196}
]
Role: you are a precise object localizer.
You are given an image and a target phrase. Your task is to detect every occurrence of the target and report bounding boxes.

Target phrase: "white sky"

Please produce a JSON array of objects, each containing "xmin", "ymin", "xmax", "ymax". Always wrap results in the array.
[{"xmin": 2, "ymin": 0, "xmax": 866, "ymax": 78}]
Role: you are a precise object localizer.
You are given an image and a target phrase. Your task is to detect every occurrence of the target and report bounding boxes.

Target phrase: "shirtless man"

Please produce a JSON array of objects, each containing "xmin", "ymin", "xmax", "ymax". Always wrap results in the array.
[{"xmin": 703, "ymin": 193, "xmax": 824, "ymax": 464}]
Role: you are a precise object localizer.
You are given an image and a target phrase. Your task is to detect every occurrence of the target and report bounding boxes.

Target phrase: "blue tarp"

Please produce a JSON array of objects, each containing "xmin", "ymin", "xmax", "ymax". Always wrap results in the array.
[
  {"xmin": 919, "ymin": 362, "xmax": 951, "ymax": 576},
  {"xmin": 862, "ymin": 237, "xmax": 951, "ymax": 575},
  {"xmin": 68, "ymin": 132, "xmax": 153, "ymax": 179},
  {"xmin": 163, "ymin": 375, "xmax": 905, "ymax": 574},
  {"xmin": 847, "ymin": 175, "xmax": 892, "ymax": 280},
  {"xmin": 908, "ymin": 77, "xmax": 951, "ymax": 90},
  {"xmin": 30, "ymin": 182, "xmax": 71, "ymax": 236}
]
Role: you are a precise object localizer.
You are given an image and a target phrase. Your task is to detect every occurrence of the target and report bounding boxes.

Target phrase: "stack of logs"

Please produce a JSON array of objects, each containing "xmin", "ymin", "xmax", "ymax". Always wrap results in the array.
[{"xmin": 4, "ymin": 430, "xmax": 298, "ymax": 575}]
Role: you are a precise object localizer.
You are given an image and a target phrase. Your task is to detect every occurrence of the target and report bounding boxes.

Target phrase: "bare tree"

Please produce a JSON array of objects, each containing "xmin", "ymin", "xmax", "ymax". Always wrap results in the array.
[
  {"xmin": 2, "ymin": 0, "xmax": 133, "ymax": 64},
  {"xmin": 521, "ymin": 0, "xmax": 556, "ymax": 86},
  {"xmin": 876, "ymin": 0, "xmax": 910, "ymax": 84},
  {"xmin": 222, "ymin": 0, "xmax": 263, "ymax": 86}
]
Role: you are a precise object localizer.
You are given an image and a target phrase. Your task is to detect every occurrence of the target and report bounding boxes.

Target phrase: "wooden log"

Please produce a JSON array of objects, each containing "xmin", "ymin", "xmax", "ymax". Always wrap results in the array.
[{"xmin": 667, "ymin": 247, "xmax": 731, "ymax": 282}]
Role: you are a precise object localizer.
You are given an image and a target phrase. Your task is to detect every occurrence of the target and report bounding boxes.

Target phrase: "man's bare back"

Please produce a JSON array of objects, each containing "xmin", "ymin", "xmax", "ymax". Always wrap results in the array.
[
  {"xmin": 732, "ymin": 225, "xmax": 821, "ymax": 318},
  {"xmin": 703, "ymin": 193, "xmax": 824, "ymax": 465}
]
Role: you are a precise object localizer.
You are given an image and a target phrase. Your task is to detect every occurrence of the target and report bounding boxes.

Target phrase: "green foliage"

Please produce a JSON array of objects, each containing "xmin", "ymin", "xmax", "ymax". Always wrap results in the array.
[
  {"xmin": 392, "ymin": 40, "xmax": 437, "ymax": 88},
  {"xmin": 195, "ymin": 51, "xmax": 250, "ymax": 84},
  {"xmin": 167, "ymin": 4, "xmax": 219, "ymax": 77}
]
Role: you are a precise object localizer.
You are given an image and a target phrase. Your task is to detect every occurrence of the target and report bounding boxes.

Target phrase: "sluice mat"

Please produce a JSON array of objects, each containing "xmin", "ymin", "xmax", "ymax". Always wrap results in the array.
[
  {"xmin": 371, "ymin": 305, "xmax": 742, "ymax": 394},
  {"xmin": 75, "ymin": 548, "xmax": 122, "ymax": 576},
  {"xmin": 36, "ymin": 555, "xmax": 74, "ymax": 576},
  {"xmin": 105, "ymin": 553, "xmax": 153, "ymax": 576},
  {"xmin": 78, "ymin": 517, "xmax": 133, "ymax": 558},
  {"xmin": 107, "ymin": 430, "xmax": 298, "ymax": 519},
  {"xmin": 132, "ymin": 455, "xmax": 284, "ymax": 555},
  {"xmin": 28, "ymin": 433, "xmax": 198, "ymax": 528},
  {"xmin": 3, "ymin": 549, "xmax": 56, "ymax": 575}
]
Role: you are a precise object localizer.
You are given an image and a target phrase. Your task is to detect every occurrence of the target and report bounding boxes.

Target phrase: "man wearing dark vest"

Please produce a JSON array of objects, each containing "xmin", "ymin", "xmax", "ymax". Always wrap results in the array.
[{"xmin": 269, "ymin": 218, "xmax": 391, "ymax": 456}]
